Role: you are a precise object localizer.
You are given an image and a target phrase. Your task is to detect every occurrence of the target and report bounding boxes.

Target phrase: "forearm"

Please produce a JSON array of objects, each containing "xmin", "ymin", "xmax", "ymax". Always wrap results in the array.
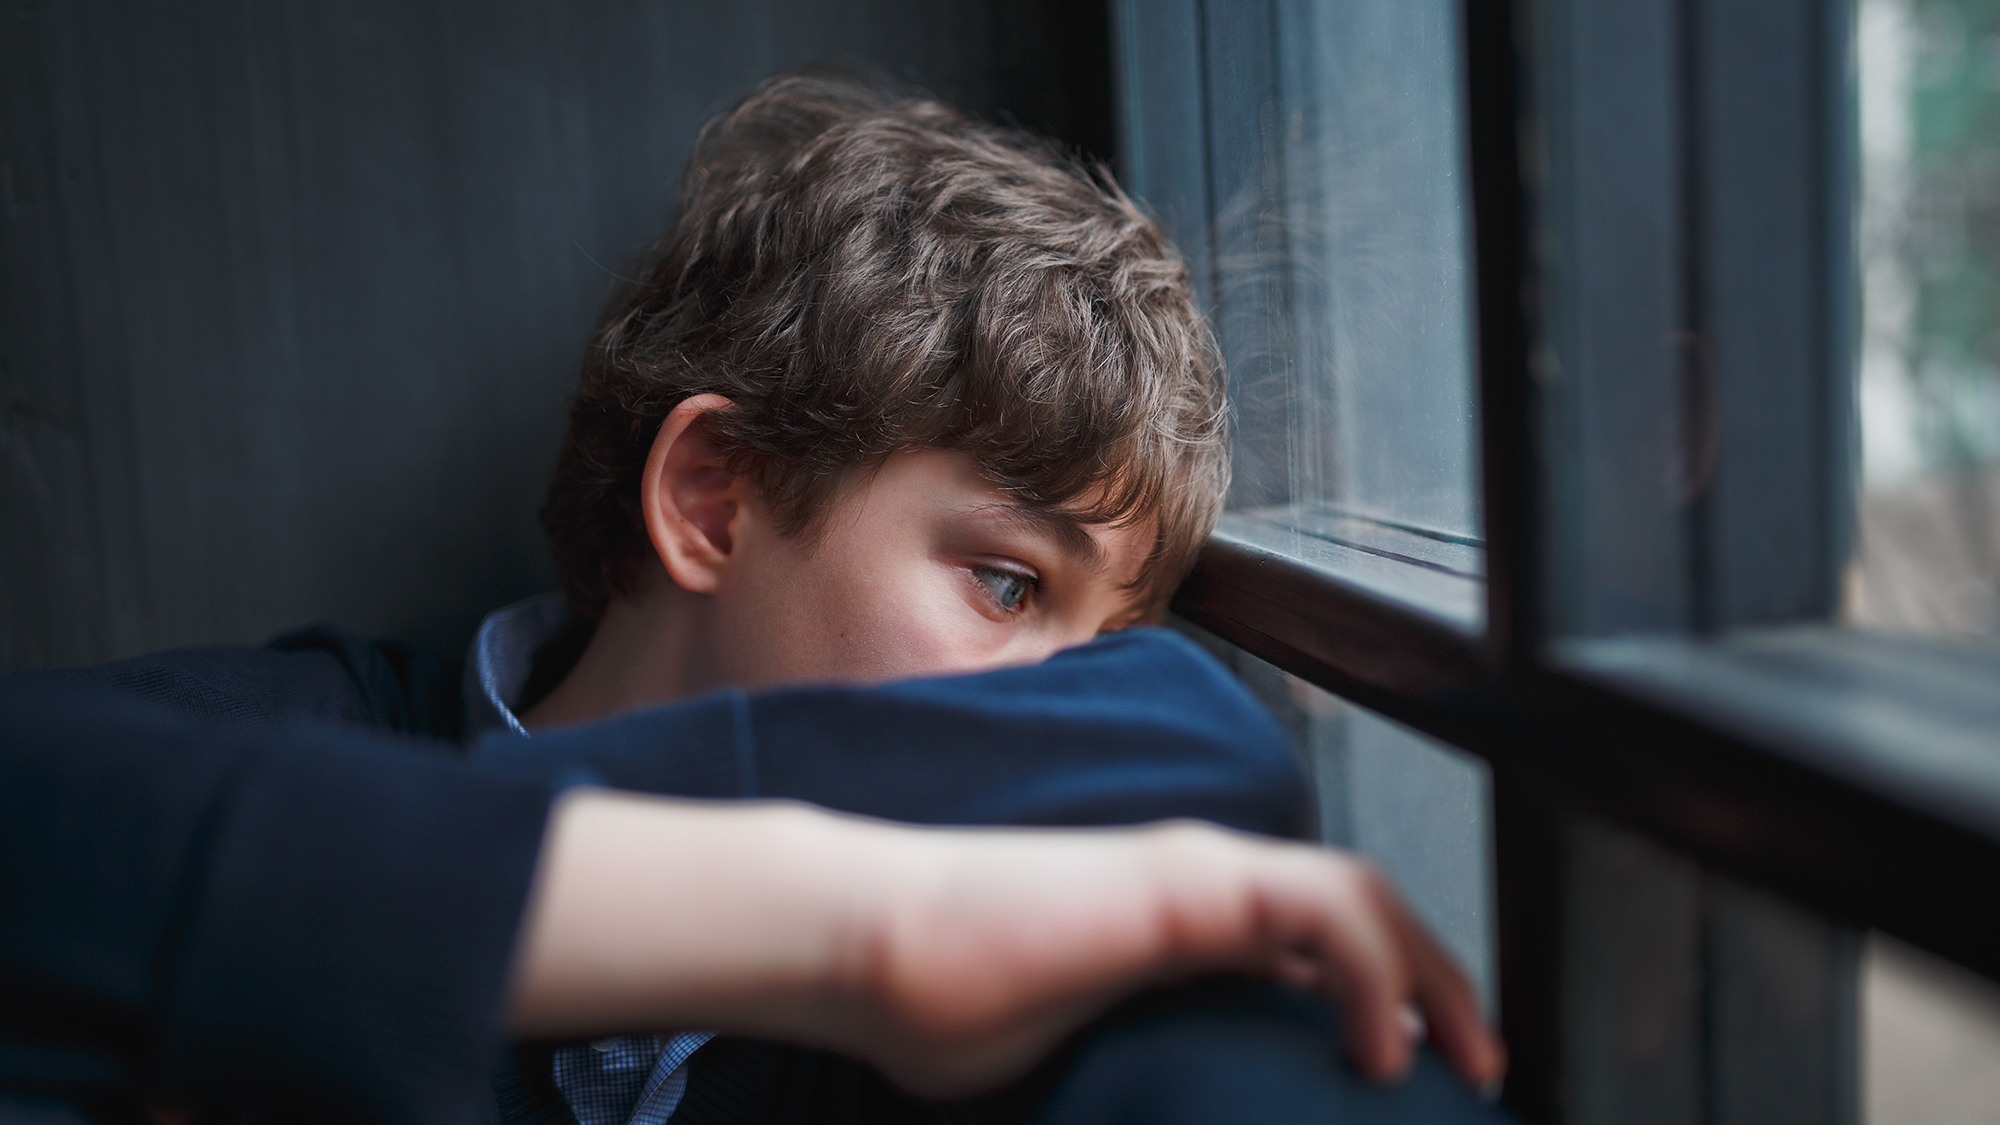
[
  {"xmin": 507, "ymin": 790, "xmax": 1166, "ymax": 1092},
  {"xmin": 477, "ymin": 627, "xmax": 1316, "ymax": 839},
  {"xmin": 507, "ymin": 790, "xmax": 1122, "ymax": 1098},
  {"xmin": 507, "ymin": 791, "xmax": 877, "ymax": 1041},
  {"xmin": 505, "ymin": 791, "xmax": 1506, "ymax": 1099}
]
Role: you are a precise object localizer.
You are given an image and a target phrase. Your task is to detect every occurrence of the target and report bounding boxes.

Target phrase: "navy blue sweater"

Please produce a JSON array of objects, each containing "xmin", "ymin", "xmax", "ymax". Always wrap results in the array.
[{"xmin": 0, "ymin": 628, "xmax": 1310, "ymax": 1124}]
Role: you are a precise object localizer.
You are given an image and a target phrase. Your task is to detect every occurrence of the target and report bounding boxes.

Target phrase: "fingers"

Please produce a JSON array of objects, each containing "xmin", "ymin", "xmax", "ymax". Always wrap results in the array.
[
  {"xmin": 1402, "ymin": 913, "xmax": 1508, "ymax": 1088},
  {"xmin": 1255, "ymin": 845, "xmax": 1505, "ymax": 1088},
  {"xmin": 1302, "ymin": 857, "xmax": 1419, "ymax": 1080},
  {"xmin": 1219, "ymin": 846, "xmax": 1407, "ymax": 1079}
]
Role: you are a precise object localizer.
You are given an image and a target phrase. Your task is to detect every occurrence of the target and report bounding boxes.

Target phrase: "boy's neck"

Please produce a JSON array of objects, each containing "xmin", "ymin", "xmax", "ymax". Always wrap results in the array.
[{"xmin": 519, "ymin": 569, "xmax": 722, "ymax": 731}]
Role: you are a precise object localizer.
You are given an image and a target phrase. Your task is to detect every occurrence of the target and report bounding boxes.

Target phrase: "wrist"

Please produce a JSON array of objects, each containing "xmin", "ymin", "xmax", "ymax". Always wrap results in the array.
[{"xmin": 782, "ymin": 808, "xmax": 951, "ymax": 1054}]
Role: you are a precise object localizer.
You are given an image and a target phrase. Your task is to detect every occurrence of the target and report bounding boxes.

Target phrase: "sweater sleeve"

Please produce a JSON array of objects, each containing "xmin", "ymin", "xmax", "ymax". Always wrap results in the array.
[
  {"xmin": 479, "ymin": 627, "xmax": 1316, "ymax": 840},
  {"xmin": 0, "ymin": 676, "xmax": 555, "ymax": 1125},
  {"xmin": 0, "ymin": 625, "xmax": 1308, "ymax": 1121},
  {"xmin": 60, "ymin": 625, "xmax": 467, "ymax": 740}
]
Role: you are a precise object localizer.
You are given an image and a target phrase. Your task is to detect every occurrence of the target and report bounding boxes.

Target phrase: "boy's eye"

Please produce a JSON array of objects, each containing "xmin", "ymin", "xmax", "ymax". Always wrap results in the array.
[{"xmin": 974, "ymin": 566, "xmax": 1036, "ymax": 613}]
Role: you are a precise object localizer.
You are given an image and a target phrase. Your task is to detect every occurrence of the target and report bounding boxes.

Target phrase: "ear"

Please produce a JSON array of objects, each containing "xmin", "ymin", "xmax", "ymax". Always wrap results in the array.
[{"xmin": 640, "ymin": 394, "xmax": 751, "ymax": 595}]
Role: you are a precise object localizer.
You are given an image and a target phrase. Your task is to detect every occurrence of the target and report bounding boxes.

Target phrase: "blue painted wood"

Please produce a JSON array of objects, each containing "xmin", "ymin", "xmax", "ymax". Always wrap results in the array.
[
  {"xmin": 1696, "ymin": 0, "xmax": 1850, "ymax": 627},
  {"xmin": 0, "ymin": 0, "xmax": 1111, "ymax": 668},
  {"xmin": 1537, "ymin": 0, "xmax": 1693, "ymax": 639}
]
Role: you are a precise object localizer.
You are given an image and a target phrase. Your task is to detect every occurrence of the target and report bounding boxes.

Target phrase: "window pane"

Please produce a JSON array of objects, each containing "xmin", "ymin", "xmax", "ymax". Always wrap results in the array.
[
  {"xmin": 1270, "ymin": 0, "xmax": 1481, "ymax": 541},
  {"xmin": 1852, "ymin": 0, "xmax": 2000, "ymax": 640},
  {"xmin": 1863, "ymin": 931, "xmax": 2000, "ymax": 1125},
  {"xmin": 1178, "ymin": 621, "xmax": 1496, "ymax": 1013},
  {"xmin": 1117, "ymin": 0, "xmax": 1483, "ymax": 626}
]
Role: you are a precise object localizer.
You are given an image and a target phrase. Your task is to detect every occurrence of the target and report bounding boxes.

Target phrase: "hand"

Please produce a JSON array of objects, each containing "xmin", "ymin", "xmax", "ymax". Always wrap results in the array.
[
  {"xmin": 507, "ymin": 791, "xmax": 1505, "ymax": 1098},
  {"xmin": 828, "ymin": 816, "xmax": 1505, "ymax": 1096}
]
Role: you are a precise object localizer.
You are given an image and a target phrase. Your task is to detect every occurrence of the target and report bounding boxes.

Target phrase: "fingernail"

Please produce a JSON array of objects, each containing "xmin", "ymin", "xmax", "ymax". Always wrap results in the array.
[{"xmin": 1398, "ymin": 1004, "xmax": 1425, "ymax": 1043}]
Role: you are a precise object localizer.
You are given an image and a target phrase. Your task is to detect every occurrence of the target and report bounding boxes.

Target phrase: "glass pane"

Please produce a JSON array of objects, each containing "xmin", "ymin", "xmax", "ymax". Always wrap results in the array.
[
  {"xmin": 1863, "ymin": 931, "xmax": 2000, "ymax": 1124},
  {"xmin": 1178, "ymin": 621, "xmax": 1497, "ymax": 1013},
  {"xmin": 1851, "ymin": 0, "xmax": 2000, "ymax": 641},
  {"xmin": 1117, "ymin": 0, "xmax": 1483, "ymax": 628},
  {"xmin": 1271, "ymin": 0, "xmax": 1481, "ymax": 541}
]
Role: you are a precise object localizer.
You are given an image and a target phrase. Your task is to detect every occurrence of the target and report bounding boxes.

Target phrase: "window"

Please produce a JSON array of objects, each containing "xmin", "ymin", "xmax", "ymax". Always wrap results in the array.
[
  {"xmin": 1118, "ymin": 0, "xmax": 1496, "ymax": 1014},
  {"xmin": 1118, "ymin": 0, "xmax": 1483, "ymax": 631},
  {"xmin": 1851, "ymin": 0, "xmax": 2000, "ymax": 642},
  {"xmin": 1117, "ymin": 0, "xmax": 2000, "ymax": 1121}
]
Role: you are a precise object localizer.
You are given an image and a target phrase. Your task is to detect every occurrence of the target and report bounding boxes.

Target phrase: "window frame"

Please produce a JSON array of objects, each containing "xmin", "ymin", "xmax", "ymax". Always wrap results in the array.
[{"xmin": 1120, "ymin": 0, "xmax": 2000, "ymax": 1119}]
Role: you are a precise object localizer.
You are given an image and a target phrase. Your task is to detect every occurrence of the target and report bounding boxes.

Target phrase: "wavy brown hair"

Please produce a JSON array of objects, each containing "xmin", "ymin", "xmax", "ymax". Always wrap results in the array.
[{"xmin": 542, "ymin": 73, "xmax": 1227, "ymax": 619}]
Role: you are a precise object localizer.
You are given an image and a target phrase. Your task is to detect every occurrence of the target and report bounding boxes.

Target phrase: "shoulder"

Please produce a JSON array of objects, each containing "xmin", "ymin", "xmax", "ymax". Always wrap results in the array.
[{"xmin": 10, "ymin": 626, "xmax": 465, "ymax": 741}]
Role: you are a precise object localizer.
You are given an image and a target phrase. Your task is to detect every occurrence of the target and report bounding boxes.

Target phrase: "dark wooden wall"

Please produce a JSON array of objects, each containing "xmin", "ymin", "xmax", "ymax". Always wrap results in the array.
[{"xmin": 0, "ymin": 0, "xmax": 1112, "ymax": 669}]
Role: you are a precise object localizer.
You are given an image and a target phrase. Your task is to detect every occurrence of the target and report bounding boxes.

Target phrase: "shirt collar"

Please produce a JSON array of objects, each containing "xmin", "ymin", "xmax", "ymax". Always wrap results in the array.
[{"xmin": 462, "ymin": 591, "xmax": 574, "ymax": 739}]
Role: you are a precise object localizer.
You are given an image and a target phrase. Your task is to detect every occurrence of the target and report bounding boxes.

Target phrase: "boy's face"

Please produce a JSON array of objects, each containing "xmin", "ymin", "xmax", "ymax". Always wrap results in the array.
[{"xmin": 708, "ymin": 448, "xmax": 1156, "ymax": 691}]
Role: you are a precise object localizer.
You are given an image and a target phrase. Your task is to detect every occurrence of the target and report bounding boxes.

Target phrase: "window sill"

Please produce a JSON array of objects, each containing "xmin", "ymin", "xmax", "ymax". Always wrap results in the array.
[
  {"xmin": 1556, "ymin": 628, "xmax": 2000, "ymax": 845},
  {"xmin": 1177, "ymin": 529, "xmax": 2000, "ymax": 980},
  {"xmin": 1547, "ymin": 628, "xmax": 2000, "ymax": 978},
  {"xmin": 1174, "ymin": 512, "xmax": 1486, "ymax": 716},
  {"xmin": 1217, "ymin": 508, "xmax": 1484, "ymax": 633}
]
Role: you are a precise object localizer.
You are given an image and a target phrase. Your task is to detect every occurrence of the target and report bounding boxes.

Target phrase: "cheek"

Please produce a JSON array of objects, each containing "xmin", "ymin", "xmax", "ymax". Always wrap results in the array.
[
  {"xmin": 815, "ymin": 568, "xmax": 993, "ymax": 679},
  {"xmin": 739, "ymin": 537, "xmax": 994, "ymax": 684}
]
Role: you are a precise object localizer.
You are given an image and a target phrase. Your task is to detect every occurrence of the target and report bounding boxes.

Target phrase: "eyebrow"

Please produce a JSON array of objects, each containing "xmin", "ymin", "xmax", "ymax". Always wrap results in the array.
[{"xmin": 975, "ymin": 504, "xmax": 1107, "ymax": 574}]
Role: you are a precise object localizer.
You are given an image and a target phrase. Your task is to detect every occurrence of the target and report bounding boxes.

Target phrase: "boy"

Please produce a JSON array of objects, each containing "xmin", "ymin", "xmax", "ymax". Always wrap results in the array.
[
  {"xmin": 518, "ymin": 69, "xmax": 1225, "ymax": 725},
  {"xmin": 468, "ymin": 73, "xmax": 1499, "ymax": 1124},
  {"xmin": 0, "ymin": 72, "xmax": 1505, "ymax": 1125}
]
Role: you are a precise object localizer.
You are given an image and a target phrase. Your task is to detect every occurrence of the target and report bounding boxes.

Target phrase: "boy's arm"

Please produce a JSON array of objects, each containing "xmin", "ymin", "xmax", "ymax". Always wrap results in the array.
[
  {"xmin": 482, "ymin": 627, "xmax": 1318, "ymax": 839},
  {"xmin": 57, "ymin": 624, "xmax": 1308, "ymax": 845},
  {"xmin": 51, "ymin": 624, "xmax": 465, "ymax": 738},
  {"xmin": 0, "ymin": 677, "xmax": 550, "ymax": 1124},
  {"xmin": 0, "ymin": 675, "xmax": 1499, "ymax": 1125},
  {"xmin": 492, "ymin": 627, "xmax": 1501, "ymax": 1092},
  {"xmin": 513, "ymin": 789, "xmax": 1502, "ymax": 1098}
]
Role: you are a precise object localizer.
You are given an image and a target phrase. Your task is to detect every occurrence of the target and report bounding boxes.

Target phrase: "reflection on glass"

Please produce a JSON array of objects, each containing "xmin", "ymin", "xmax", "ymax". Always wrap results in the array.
[
  {"xmin": 1852, "ymin": 0, "xmax": 2000, "ymax": 640},
  {"xmin": 1270, "ymin": 0, "xmax": 1481, "ymax": 541},
  {"xmin": 1116, "ymin": 0, "xmax": 1483, "ymax": 627}
]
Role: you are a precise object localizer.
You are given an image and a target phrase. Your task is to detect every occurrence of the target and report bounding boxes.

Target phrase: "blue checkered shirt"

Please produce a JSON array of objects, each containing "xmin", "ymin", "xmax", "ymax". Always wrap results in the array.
[{"xmin": 467, "ymin": 594, "xmax": 716, "ymax": 1124}]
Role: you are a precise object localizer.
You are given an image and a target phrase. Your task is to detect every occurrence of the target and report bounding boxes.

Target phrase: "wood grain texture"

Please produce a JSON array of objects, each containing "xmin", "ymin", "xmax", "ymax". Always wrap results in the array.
[{"xmin": 0, "ymin": 0, "xmax": 1111, "ymax": 668}]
